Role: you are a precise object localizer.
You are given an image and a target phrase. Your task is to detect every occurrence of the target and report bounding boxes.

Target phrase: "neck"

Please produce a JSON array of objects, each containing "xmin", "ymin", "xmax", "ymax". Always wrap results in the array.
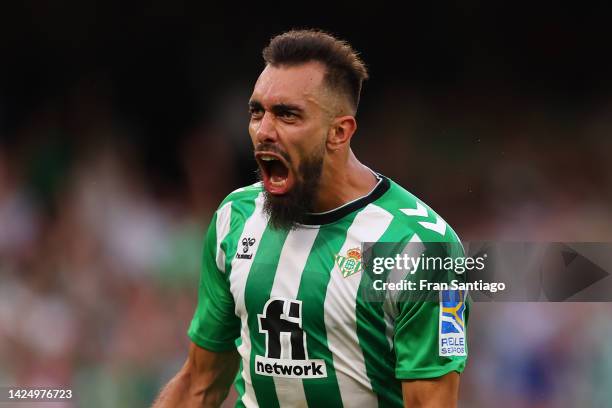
[{"xmin": 312, "ymin": 149, "xmax": 378, "ymax": 213}]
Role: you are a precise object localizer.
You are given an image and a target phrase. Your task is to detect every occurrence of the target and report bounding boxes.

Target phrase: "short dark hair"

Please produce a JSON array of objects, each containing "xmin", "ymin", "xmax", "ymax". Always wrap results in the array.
[{"xmin": 262, "ymin": 29, "xmax": 369, "ymax": 113}]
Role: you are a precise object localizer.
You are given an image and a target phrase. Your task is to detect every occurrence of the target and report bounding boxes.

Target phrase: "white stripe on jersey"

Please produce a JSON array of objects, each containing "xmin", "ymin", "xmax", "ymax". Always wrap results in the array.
[
  {"xmin": 269, "ymin": 227, "xmax": 319, "ymax": 408},
  {"xmin": 323, "ymin": 203, "xmax": 393, "ymax": 408},
  {"xmin": 231, "ymin": 194, "xmax": 267, "ymax": 408},
  {"xmin": 215, "ymin": 201, "xmax": 233, "ymax": 273}
]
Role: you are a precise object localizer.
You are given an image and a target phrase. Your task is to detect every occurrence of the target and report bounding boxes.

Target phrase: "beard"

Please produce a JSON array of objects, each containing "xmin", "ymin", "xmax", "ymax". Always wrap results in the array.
[{"xmin": 259, "ymin": 145, "xmax": 325, "ymax": 231}]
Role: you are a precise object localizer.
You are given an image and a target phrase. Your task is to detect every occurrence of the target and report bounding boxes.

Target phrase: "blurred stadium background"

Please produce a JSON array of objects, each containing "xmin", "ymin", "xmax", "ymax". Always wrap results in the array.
[{"xmin": 1, "ymin": 3, "xmax": 612, "ymax": 407}]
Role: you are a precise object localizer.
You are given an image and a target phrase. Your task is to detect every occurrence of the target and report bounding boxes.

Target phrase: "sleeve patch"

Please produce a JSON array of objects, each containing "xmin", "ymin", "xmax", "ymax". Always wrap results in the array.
[{"xmin": 439, "ymin": 290, "xmax": 467, "ymax": 357}]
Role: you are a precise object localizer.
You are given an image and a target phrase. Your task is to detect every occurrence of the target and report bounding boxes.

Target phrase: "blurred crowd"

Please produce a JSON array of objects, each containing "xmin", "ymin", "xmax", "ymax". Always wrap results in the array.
[{"xmin": 1, "ymin": 77, "xmax": 612, "ymax": 408}]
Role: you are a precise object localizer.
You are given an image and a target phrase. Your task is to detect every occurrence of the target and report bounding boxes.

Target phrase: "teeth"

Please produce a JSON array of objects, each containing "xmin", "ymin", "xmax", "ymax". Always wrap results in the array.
[
  {"xmin": 270, "ymin": 176, "xmax": 287, "ymax": 185},
  {"xmin": 260, "ymin": 155, "xmax": 277, "ymax": 161}
]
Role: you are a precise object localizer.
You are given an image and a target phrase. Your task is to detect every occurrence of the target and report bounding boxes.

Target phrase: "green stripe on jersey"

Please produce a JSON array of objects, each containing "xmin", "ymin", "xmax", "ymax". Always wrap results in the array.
[
  {"xmin": 296, "ymin": 214, "xmax": 359, "ymax": 407},
  {"xmin": 244, "ymin": 226, "xmax": 290, "ymax": 408},
  {"xmin": 355, "ymin": 216, "xmax": 411, "ymax": 407}
]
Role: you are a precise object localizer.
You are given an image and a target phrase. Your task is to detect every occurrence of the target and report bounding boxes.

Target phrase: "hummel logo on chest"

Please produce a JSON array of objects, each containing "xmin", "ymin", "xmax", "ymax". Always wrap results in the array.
[{"xmin": 236, "ymin": 237, "xmax": 256, "ymax": 259}]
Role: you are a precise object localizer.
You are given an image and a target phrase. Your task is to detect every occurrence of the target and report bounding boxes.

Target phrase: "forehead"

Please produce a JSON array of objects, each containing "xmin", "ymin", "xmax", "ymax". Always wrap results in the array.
[{"xmin": 250, "ymin": 62, "xmax": 327, "ymax": 107}]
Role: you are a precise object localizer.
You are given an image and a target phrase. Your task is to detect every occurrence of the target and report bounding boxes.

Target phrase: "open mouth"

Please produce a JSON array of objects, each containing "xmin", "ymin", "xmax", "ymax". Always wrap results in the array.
[{"xmin": 255, "ymin": 151, "xmax": 295, "ymax": 195}]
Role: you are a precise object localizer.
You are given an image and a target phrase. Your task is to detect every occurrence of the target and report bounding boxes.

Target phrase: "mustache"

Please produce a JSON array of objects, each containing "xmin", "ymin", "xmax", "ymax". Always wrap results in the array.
[{"xmin": 254, "ymin": 143, "xmax": 292, "ymax": 164}]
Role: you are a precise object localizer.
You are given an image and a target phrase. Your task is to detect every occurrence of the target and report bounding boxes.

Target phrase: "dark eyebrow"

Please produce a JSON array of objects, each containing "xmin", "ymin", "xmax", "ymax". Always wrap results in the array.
[
  {"xmin": 248, "ymin": 100, "xmax": 303, "ymax": 115},
  {"xmin": 271, "ymin": 103, "xmax": 303, "ymax": 116},
  {"xmin": 248, "ymin": 100, "xmax": 263, "ymax": 110}
]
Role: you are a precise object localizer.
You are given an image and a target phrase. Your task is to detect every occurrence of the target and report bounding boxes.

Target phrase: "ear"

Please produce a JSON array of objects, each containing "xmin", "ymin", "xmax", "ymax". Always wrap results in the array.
[{"xmin": 327, "ymin": 115, "xmax": 357, "ymax": 151}]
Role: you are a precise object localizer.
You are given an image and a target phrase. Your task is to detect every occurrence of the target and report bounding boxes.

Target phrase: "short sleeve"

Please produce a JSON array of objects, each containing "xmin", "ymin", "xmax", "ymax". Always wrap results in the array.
[
  {"xmin": 394, "ymin": 242, "xmax": 470, "ymax": 379},
  {"xmin": 187, "ymin": 211, "xmax": 240, "ymax": 351}
]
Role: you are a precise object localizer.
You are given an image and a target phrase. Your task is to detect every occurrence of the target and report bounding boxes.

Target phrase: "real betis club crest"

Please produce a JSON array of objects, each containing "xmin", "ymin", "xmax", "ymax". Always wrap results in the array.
[{"xmin": 334, "ymin": 247, "xmax": 363, "ymax": 278}]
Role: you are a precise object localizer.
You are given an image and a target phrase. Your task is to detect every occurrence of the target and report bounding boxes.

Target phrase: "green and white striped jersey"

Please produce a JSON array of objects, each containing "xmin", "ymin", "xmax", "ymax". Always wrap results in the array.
[{"xmin": 188, "ymin": 174, "xmax": 469, "ymax": 407}]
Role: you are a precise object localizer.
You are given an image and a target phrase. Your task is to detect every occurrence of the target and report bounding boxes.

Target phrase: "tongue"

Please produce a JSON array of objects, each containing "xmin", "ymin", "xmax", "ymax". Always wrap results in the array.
[
  {"xmin": 269, "ymin": 160, "xmax": 288, "ymax": 182},
  {"xmin": 264, "ymin": 160, "xmax": 292, "ymax": 195}
]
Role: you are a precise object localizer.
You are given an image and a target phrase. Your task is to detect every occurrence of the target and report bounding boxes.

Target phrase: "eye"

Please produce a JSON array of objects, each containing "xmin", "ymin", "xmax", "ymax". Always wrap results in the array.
[
  {"xmin": 278, "ymin": 111, "xmax": 297, "ymax": 121},
  {"xmin": 249, "ymin": 106, "xmax": 264, "ymax": 119}
]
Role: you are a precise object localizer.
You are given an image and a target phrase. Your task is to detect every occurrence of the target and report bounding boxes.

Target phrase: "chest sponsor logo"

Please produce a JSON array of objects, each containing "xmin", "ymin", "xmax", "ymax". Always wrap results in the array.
[
  {"xmin": 256, "ymin": 298, "xmax": 327, "ymax": 379},
  {"xmin": 334, "ymin": 247, "xmax": 363, "ymax": 278}
]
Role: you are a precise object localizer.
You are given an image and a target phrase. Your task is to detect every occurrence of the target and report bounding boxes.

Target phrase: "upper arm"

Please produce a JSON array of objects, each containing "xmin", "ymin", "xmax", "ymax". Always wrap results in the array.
[
  {"xmin": 188, "ymin": 207, "xmax": 241, "ymax": 351},
  {"xmin": 393, "ymin": 240, "xmax": 469, "ymax": 385},
  {"xmin": 394, "ymin": 292, "xmax": 469, "ymax": 379},
  {"xmin": 402, "ymin": 371, "xmax": 460, "ymax": 408}
]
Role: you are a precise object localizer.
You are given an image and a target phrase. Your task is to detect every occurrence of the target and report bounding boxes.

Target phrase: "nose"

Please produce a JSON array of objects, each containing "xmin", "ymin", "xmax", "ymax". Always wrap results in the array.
[{"xmin": 255, "ymin": 111, "xmax": 278, "ymax": 144}]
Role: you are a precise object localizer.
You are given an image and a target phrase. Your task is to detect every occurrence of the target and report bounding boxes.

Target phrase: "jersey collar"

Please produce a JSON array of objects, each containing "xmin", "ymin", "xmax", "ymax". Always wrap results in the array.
[{"xmin": 300, "ymin": 173, "xmax": 390, "ymax": 226}]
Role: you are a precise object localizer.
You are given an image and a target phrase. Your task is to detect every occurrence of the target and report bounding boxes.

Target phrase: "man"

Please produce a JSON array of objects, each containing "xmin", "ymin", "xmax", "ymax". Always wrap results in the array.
[{"xmin": 153, "ymin": 29, "xmax": 468, "ymax": 408}]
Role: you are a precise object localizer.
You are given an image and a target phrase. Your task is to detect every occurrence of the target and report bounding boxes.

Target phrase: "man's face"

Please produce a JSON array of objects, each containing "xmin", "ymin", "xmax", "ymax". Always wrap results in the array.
[{"xmin": 248, "ymin": 62, "xmax": 334, "ymax": 229}]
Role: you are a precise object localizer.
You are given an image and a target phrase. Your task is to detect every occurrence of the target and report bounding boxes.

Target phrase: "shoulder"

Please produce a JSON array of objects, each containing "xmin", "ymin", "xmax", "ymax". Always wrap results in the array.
[
  {"xmin": 219, "ymin": 181, "xmax": 264, "ymax": 207},
  {"xmin": 211, "ymin": 181, "xmax": 264, "ymax": 225},
  {"xmin": 216, "ymin": 182, "xmax": 264, "ymax": 215},
  {"xmin": 374, "ymin": 176, "xmax": 462, "ymax": 246},
  {"xmin": 205, "ymin": 182, "xmax": 264, "ymax": 259}
]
